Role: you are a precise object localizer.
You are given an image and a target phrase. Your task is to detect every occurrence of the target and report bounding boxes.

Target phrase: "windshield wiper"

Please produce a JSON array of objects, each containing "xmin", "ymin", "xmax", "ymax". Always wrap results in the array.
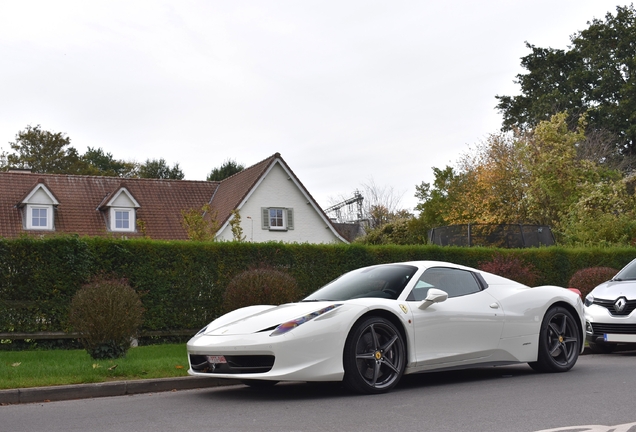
[{"xmin": 301, "ymin": 299, "xmax": 331, "ymax": 302}]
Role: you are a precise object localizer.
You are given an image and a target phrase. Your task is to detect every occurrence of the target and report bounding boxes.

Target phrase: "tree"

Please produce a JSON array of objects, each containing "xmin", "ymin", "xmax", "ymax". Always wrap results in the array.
[
  {"xmin": 229, "ymin": 209, "xmax": 246, "ymax": 242},
  {"xmin": 414, "ymin": 166, "xmax": 459, "ymax": 232},
  {"xmin": 358, "ymin": 178, "xmax": 407, "ymax": 229},
  {"xmin": 181, "ymin": 203, "xmax": 219, "ymax": 241},
  {"xmin": 207, "ymin": 159, "xmax": 244, "ymax": 181},
  {"xmin": 139, "ymin": 158, "xmax": 184, "ymax": 180},
  {"xmin": 354, "ymin": 218, "xmax": 421, "ymax": 245},
  {"xmin": 452, "ymin": 133, "xmax": 529, "ymax": 224},
  {"xmin": 496, "ymin": 5, "xmax": 636, "ymax": 156},
  {"xmin": 418, "ymin": 114, "xmax": 596, "ymax": 228},
  {"xmin": 2, "ymin": 125, "xmax": 184, "ymax": 179},
  {"xmin": 560, "ymin": 177, "xmax": 636, "ymax": 245},
  {"xmin": 3, "ymin": 125, "xmax": 89, "ymax": 174},
  {"xmin": 414, "ymin": 112, "xmax": 633, "ymax": 245},
  {"xmin": 83, "ymin": 147, "xmax": 138, "ymax": 177},
  {"xmin": 520, "ymin": 112, "xmax": 602, "ymax": 228}
]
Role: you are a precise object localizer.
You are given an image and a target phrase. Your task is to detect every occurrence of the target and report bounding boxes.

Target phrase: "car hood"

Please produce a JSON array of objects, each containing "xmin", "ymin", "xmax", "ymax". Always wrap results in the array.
[
  {"xmin": 590, "ymin": 280, "xmax": 636, "ymax": 300},
  {"xmin": 205, "ymin": 302, "xmax": 343, "ymax": 336}
]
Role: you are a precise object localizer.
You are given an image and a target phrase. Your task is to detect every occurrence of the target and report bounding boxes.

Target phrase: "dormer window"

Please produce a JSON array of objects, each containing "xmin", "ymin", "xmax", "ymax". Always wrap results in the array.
[
  {"xmin": 103, "ymin": 188, "xmax": 140, "ymax": 233},
  {"xmin": 20, "ymin": 183, "xmax": 59, "ymax": 231},
  {"xmin": 28, "ymin": 206, "xmax": 52, "ymax": 230}
]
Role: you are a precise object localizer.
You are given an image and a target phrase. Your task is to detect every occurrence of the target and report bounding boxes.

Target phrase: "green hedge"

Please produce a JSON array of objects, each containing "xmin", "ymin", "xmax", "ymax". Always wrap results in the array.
[{"xmin": 1, "ymin": 236, "xmax": 635, "ymax": 336}]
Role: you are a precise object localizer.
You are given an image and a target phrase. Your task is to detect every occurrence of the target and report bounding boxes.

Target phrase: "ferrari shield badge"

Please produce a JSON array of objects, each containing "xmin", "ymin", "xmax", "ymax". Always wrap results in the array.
[{"xmin": 399, "ymin": 304, "xmax": 408, "ymax": 314}]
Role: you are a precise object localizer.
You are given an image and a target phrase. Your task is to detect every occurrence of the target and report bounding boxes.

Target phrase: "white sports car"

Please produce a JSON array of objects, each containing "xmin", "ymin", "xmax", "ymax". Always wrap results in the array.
[{"xmin": 187, "ymin": 261, "xmax": 585, "ymax": 394}]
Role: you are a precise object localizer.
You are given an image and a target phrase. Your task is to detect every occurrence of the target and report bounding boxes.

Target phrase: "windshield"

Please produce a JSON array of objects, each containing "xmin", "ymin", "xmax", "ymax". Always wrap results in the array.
[
  {"xmin": 303, "ymin": 264, "xmax": 418, "ymax": 301},
  {"xmin": 613, "ymin": 259, "xmax": 636, "ymax": 281}
]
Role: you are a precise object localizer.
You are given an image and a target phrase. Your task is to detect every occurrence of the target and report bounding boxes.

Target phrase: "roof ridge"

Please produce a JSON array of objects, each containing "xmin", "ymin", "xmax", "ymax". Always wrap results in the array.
[
  {"xmin": 0, "ymin": 171, "xmax": 220, "ymax": 184},
  {"xmin": 219, "ymin": 153, "xmax": 279, "ymax": 183}
]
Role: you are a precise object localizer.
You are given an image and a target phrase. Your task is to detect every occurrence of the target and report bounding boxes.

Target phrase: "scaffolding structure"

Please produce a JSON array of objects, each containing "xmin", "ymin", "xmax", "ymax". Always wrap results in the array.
[{"xmin": 324, "ymin": 191, "xmax": 364, "ymax": 223}]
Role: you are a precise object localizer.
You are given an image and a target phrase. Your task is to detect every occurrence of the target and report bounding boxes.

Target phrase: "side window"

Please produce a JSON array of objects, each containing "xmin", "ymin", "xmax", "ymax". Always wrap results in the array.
[
  {"xmin": 407, "ymin": 267, "xmax": 483, "ymax": 301},
  {"xmin": 269, "ymin": 208, "xmax": 284, "ymax": 228},
  {"xmin": 261, "ymin": 207, "xmax": 294, "ymax": 231}
]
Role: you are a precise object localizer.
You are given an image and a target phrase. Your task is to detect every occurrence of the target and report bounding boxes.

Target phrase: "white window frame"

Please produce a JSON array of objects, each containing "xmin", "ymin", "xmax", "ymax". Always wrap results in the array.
[
  {"xmin": 26, "ymin": 205, "xmax": 54, "ymax": 230},
  {"xmin": 269, "ymin": 208, "xmax": 286, "ymax": 230},
  {"xmin": 110, "ymin": 208, "xmax": 135, "ymax": 232}
]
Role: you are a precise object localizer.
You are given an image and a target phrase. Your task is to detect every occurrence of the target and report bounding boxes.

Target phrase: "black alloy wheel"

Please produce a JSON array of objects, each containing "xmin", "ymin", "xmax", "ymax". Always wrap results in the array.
[
  {"xmin": 529, "ymin": 306, "xmax": 580, "ymax": 372},
  {"xmin": 343, "ymin": 316, "xmax": 405, "ymax": 394}
]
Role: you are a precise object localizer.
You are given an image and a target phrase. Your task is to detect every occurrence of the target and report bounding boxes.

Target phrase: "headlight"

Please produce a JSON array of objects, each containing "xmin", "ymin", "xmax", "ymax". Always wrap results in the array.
[
  {"xmin": 195, "ymin": 325, "xmax": 208, "ymax": 335},
  {"xmin": 584, "ymin": 294, "xmax": 594, "ymax": 307},
  {"xmin": 270, "ymin": 304, "xmax": 342, "ymax": 336}
]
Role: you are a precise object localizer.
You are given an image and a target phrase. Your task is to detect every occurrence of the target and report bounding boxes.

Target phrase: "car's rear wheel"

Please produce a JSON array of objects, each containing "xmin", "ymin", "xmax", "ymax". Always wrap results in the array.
[
  {"xmin": 588, "ymin": 341, "xmax": 617, "ymax": 354},
  {"xmin": 343, "ymin": 316, "xmax": 405, "ymax": 394},
  {"xmin": 529, "ymin": 306, "xmax": 580, "ymax": 372}
]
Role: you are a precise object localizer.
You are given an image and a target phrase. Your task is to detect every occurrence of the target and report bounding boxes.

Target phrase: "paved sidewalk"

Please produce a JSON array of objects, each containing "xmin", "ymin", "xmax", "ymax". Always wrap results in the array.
[{"xmin": 0, "ymin": 376, "xmax": 238, "ymax": 405}]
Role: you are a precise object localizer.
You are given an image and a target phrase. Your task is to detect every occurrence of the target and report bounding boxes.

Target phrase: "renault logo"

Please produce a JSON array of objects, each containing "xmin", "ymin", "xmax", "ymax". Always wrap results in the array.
[{"xmin": 614, "ymin": 297, "xmax": 627, "ymax": 313}]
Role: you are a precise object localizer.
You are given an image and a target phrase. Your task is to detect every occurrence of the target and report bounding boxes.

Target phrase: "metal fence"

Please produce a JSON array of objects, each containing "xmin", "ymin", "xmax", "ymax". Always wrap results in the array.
[{"xmin": 428, "ymin": 224, "xmax": 555, "ymax": 248}]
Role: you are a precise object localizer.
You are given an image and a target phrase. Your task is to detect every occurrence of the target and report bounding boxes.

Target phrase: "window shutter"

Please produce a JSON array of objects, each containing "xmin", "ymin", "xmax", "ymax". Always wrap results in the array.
[
  {"xmin": 286, "ymin": 208, "xmax": 294, "ymax": 230},
  {"xmin": 261, "ymin": 207, "xmax": 270, "ymax": 229}
]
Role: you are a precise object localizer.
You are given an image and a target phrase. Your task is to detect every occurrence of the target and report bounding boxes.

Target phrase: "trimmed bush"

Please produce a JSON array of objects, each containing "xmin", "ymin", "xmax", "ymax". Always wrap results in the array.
[
  {"xmin": 478, "ymin": 254, "xmax": 539, "ymax": 286},
  {"xmin": 223, "ymin": 267, "xmax": 301, "ymax": 313},
  {"xmin": 68, "ymin": 276, "xmax": 144, "ymax": 359},
  {"xmin": 568, "ymin": 267, "xmax": 618, "ymax": 298}
]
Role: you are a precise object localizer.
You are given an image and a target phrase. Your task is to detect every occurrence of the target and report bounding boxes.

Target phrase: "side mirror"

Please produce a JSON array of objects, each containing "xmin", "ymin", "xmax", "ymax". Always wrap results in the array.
[{"xmin": 418, "ymin": 288, "xmax": 448, "ymax": 310}]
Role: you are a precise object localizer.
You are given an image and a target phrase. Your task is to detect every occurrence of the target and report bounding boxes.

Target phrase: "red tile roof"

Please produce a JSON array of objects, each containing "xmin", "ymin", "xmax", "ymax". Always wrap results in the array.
[
  {"xmin": 0, "ymin": 172, "xmax": 220, "ymax": 239},
  {"xmin": 212, "ymin": 153, "xmax": 277, "ymax": 226}
]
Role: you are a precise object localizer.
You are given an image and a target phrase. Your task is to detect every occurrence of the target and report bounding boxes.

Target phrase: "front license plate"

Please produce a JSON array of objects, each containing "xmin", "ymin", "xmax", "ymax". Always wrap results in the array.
[
  {"xmin": 604, "ymin": 334, "xmax": 636, "ymax": 343},
  {"xmin": 206, "ymin": 355, "xmax": 227, "ymax": 364}
]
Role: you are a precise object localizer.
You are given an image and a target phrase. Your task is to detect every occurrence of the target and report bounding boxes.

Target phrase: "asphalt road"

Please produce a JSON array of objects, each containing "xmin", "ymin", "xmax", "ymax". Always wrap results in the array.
[{"xmin": 2, "ymin": 353, "xmax": 636, "ymax": 432}]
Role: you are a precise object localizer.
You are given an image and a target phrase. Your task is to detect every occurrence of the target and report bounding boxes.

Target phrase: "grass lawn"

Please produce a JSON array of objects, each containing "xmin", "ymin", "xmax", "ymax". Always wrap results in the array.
[{"xmin": 0, "ymin": 344, "xmax": 189, "ymax": 390}]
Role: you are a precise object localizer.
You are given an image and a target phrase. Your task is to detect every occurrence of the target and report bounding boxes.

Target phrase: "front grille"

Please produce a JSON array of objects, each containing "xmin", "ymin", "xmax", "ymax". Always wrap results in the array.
[
  {"xmin": 590, "ymin": 322, "xmax": 636, "ymax": 336},
  {"xmin": 593, "ymin": 298, "xmax": 636, "ymax": 316},
  {"xmin": 190, "ymin": 354, "xmax": 275, "ymax": 374}
]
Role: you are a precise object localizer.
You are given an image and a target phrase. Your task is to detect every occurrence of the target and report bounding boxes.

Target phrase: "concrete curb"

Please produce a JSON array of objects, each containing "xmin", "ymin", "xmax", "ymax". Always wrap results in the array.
[{"xmin": 0, "ymin": 376, "xmax": 238, "ymax": 405}]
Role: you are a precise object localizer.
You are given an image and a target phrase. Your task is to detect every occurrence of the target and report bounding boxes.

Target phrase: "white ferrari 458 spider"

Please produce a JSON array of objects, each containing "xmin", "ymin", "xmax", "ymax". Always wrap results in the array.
[{"xmin": 187, "ymin": 261, "xmax": 585, "ymax": 394}]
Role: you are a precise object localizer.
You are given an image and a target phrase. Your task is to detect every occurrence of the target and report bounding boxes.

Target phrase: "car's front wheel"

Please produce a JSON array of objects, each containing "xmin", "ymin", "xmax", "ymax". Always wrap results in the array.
[
  {"xmin": 529, "ymin": 306, "xmax": 580, "ymax": 373},
  {"xmin": 343, "ymin": 316, "xmax": 405, "ymax": 394}
]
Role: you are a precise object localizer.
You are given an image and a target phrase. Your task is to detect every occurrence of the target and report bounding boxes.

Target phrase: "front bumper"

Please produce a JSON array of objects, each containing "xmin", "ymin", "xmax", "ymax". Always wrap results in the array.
[
  {"xmin": 186, "ymin": 321, "xmax": 348, "ymax": 382},
  {"xmin": 585, "ymin": 303, "xmax": 636, "ymax": 345}
]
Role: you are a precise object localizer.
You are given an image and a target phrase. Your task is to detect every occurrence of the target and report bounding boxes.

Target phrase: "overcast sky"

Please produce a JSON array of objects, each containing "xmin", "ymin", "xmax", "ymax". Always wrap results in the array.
[{"xmin": 0, "ymin": 1, "xmax": 620, "ymax": 212}]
